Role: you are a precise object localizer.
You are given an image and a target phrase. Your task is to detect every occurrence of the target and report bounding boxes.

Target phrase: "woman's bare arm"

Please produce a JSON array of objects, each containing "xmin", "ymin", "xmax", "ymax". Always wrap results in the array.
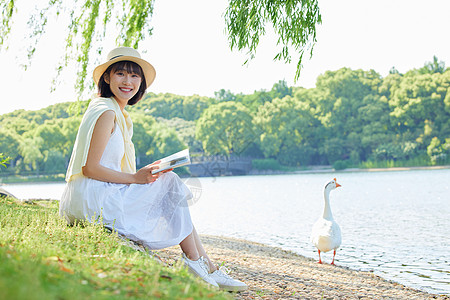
[{"xmin": 82, "ymin": 110, "xmax": 160, "ymax": 184}]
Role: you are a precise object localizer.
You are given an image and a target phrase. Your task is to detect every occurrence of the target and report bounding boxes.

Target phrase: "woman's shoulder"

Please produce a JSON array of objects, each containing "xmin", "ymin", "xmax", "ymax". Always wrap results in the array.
[
  {"xmin": 84, "ymin": 98, "xmax": 116, "ymax": 118},
  {"xmin": 89, "ymin": 97, "xmax": 116, "ymax": 109}
]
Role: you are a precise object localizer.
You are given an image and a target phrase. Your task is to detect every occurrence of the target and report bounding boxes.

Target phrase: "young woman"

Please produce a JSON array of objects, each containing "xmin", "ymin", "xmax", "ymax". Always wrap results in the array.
[{"xmin": 59, "ymin": 47, "xmax": 247, "ymax": 291}]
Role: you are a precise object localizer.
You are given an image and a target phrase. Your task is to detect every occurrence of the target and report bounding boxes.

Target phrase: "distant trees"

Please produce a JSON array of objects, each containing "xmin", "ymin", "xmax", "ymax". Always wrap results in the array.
[
  {"xmin": 255, "ymin": 95, "xmax": 318, "ymax": 165},
  {"xmin": 427, "ymin": 137, "xmax": 450, "ymax": 165},
  {"xmin": 131, "ymin": 93, "xmax": 213, "ymax": 121},
  {"xmin": 1, "ymin": 61, "xmax": 449, "ymax": 176},
  {"xmin": 0, "ymin": 130, "xmax": 19, "ymax": 164},
  {"xmin": 196, "ymin": 102, "xmax": 256, "ymax": 155}
]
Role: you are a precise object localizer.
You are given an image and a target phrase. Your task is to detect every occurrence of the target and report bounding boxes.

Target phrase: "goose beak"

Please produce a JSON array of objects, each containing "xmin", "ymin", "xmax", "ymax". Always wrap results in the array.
[{"xmin": 334, "ymin": 178, "xmax": 341, "ymax": 187}]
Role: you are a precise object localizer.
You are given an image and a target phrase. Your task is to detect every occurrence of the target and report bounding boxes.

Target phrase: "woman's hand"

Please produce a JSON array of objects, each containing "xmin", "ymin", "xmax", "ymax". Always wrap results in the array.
[
  {"xmin": 134, "ymin": 160, "xmax": 161, "ymax": 184},
  {"xmin": 133, "ymin": 160, "xmax": 173, "ymax": 184}
]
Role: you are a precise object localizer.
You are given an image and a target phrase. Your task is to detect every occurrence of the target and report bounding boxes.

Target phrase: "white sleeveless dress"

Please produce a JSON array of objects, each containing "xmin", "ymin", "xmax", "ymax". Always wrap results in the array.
[{"xmin": 59, "ymin": 124, "xmax": 193, "ymax": 249}]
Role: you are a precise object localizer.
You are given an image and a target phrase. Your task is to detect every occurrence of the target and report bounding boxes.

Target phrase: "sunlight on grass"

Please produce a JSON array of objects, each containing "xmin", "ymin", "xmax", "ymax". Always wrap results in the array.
[
  {"xmin": 0, "ymin": 197, "xmax": 229, "ymax": 299},
  {"xmin": 359, "ymin": 156, "xmax": 432, "ymax": 169}
]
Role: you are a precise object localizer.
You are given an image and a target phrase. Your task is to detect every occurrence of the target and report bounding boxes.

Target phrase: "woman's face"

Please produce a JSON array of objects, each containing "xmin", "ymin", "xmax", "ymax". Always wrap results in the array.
[{"xmin": 106, "ymin": 69, "xmax": 142, "ymax": 105}]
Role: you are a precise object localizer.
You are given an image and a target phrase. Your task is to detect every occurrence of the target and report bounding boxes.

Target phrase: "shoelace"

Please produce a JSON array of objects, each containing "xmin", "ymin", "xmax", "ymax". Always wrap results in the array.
[
  {"xmin": 199, "ymin": 257, "xmax": 210, "ymax": 274},
  {"xmin": 217, "ymin": 266, "xmax": 233, "ymax": 278}
]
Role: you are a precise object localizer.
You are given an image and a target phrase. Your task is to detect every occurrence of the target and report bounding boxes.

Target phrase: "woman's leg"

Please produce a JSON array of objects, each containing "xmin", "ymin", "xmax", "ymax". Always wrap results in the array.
[
  {"xmin": 180, "ymin": 227, "xmax": 248, "ymax": 291},
  {"xmin": 179, "ymin": 226, "xmax": 217, "ymax": 272},
  {"xmin": 191, "ymin": 226, "xmax": 217, "ymax": 272},
  {"xmin": 179, "ymin": 232, "xmax": 200, "ymax": 261},
  {"xmin": 179, "ymin": 229, "xmax": 219, "ymax": 287}
]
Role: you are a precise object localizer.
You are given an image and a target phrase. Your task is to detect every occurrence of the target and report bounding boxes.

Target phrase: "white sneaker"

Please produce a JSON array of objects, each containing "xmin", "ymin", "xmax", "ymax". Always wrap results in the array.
[
  {"xmin": 182, "ymin": 253, "xmax": 218, "ymax": 287},
  {"xmin": 210, "ymin": 266, "xmax": 247, "ymax": 292}
]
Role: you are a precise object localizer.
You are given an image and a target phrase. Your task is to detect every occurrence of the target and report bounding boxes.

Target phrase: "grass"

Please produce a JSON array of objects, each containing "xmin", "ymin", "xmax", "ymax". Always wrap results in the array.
[
  {"xmin": 0, "ymin": 197, "xmax": 230, "ymax": 300},
  {"xmin": 251, "ymin": 158, "xmax": 299, "ymax": 172},
  {"xmin": 358, "ymin": 156, "xmax": 432, "ymax": 169}
]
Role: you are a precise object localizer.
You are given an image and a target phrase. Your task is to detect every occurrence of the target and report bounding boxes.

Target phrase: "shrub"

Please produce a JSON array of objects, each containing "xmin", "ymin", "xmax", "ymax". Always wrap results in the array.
[
  {"xmin": 332, "ymin": 160, "xmax": 350, "ymax": 170},
  {"xmin": 252, "ymin": 158, "xmax": 282, "ymax": 170}
]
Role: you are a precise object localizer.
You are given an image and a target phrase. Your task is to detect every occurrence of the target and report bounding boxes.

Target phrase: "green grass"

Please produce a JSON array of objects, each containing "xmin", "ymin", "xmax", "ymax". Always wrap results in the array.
[
  {"xmin": 358, "ymin": 156, "xmax": 432, "ymax": 169},
  {"xmin": 251, "ymin": 158, "xmax": 299, "ymax": 172},
  {"xmin": 0, "ymin": 197, "xmax": 230, "ymax": 300}
]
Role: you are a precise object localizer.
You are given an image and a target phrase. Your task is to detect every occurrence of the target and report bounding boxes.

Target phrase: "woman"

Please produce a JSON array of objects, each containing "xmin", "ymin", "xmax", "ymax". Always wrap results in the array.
[{"xmin": 59, "ymin": 46, "xmax": 247, "ymax": 291}]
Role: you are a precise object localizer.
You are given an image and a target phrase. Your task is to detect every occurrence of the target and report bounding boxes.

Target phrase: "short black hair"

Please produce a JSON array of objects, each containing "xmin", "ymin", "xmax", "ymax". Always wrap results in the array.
[{"xmin": 97, "ymin": 60, "xmax": 147, "ymax": 105}]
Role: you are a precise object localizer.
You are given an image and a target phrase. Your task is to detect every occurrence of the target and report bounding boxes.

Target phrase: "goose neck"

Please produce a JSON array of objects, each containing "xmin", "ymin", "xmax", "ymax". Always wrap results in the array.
[{"xmin": 323, "ymin": 189, "xmax": 333, "ymax": 220}]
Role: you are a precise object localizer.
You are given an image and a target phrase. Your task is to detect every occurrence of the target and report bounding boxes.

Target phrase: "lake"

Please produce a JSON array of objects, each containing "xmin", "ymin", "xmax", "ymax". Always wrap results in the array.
[{"xmin": 2, "ymin": 169, "xmax": 449, "ymax": 295}]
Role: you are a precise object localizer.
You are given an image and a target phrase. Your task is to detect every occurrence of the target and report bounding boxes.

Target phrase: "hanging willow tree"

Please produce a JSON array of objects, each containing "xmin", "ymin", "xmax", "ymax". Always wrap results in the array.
[{"xmin": 0, "ymin": 0, "xmax": 321, "ymax": 94}]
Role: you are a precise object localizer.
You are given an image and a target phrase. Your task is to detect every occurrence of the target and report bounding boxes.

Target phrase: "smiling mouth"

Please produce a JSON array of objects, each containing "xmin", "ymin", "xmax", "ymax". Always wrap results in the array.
[{"xmin": 119, "ymin": 87, "xmax": 133, "ymax": 92}]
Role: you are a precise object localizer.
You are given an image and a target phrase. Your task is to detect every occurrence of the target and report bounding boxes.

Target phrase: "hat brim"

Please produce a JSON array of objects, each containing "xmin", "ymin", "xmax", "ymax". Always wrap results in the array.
[{"xmin": 93, "ymin": 55, "xmax": 156, "ymax": 88}]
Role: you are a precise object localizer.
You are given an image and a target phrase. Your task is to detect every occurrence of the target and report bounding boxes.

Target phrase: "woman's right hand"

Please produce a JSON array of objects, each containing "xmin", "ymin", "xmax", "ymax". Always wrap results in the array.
[{"xmin": 134, "ymin": 160, "xmax": 161, "ymax": 184}]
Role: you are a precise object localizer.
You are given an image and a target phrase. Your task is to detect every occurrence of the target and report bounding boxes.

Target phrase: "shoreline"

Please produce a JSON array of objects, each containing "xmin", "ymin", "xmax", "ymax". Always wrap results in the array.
[
  {"xmin": 154, "ymin": 235, "xmax": 449, "ymax": 299},
  {"xmin": 4, "ymin": 197, "xmax": 448, "ymax": 298},
  {"xmin": 250, "ymin": 164, "xmax": 450, "ymax": 176},
  {"xmin": 1, "ymin": 165, "xmax": 449, "ymax": 184}
]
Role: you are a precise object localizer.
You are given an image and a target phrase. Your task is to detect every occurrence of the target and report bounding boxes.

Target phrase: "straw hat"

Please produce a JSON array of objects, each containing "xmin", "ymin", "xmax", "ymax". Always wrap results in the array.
[{"xmin": 93, "ymin": 47, "xmax": 156, "ymax": 88}]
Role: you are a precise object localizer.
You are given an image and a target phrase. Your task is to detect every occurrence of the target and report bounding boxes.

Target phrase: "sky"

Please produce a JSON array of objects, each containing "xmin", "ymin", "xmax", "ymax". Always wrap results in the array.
[{"xmin": 1, "ymin": 0, "xmax": 450, "ymax": 115}]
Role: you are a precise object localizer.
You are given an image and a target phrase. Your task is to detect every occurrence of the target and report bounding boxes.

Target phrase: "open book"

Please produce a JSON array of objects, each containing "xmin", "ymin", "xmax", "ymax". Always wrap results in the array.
[{"xmin": 151, "ymin": 149, "xmax": 191, "ymax": 174}]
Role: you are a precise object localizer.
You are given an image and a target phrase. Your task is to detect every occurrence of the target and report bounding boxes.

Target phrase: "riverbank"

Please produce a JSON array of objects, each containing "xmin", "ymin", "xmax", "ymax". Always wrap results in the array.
[
  {"xmin": 2, "ymin": 164, "xmax": 450, "ymax": 184},
  {"xmin": 0, "ymin": 173, "xmax": 65, "ymax": 184},
  {"xmin": 155, "ymin": 235, "xmax": 449, "ymax": 299},
  {"xmin": 245, "ymin": 164, "xmax": 450, "ymax": 176},
  {"xmin": 2, "ymin": 197, "xmax": 448, "ymax": 299},
  {"xmin": 297, "ymin": 164, "xmax": 450, "ymax": 174}
]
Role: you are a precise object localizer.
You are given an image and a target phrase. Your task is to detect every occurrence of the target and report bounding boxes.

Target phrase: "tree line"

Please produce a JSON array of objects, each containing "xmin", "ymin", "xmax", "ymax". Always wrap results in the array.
[{"xmin": 1, "ymin": 58, "xmax": 449, "ymax": 176}]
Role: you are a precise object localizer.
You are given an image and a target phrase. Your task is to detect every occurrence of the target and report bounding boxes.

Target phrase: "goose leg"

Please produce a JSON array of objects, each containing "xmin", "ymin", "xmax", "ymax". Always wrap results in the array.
[
  {"xmin": 318, "ymin": 250, "xmax": 323, "ymax": 264},
  {"xmin": 331, "ymin": 249, "xmax": 337, "ymax": 265}
]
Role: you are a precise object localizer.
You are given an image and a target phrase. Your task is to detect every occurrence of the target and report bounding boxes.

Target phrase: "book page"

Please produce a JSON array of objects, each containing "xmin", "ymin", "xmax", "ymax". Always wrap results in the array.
[{"xmin": 151, "ymin": 149, "xmax": 190, "ymax": 174}]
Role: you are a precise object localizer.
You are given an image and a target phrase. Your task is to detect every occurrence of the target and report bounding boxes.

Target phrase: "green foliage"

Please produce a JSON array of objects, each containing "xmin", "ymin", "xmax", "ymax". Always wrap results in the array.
[
  {"xmin": 156, "ymin": 117, "xmax": 202, "ymax": 153},
  {"xmin": 252, "ymin": 158, "xmax": 283, "ymax": 170},
  {"xmin": 0, "ymin": 0, "xmax": 14, "ymax": 49},
  {"xmin": 18, "ymin": 136, "xmax": 44, "ymax": 174},
  {"xmin": 43, "ymin": 150, "xmax": 66, "ymax": 174},
  {"xmin": 416, "ymin": 56, "xmax": 446, "ymax": 75},
  {"xmin": 148, "ymin": 123, "xmax": 187, "ymax": 161},
  {"xmin": 240, "ymin": 80, "xmax": 292, "ymax": 112},
  {"xmin": 214, "ymin": 89, "xmax": 238, "ymax": 103},
  {"xmin": 1, "ymin": 0, "xmax": 321, "ymax": 94},
  {"xmin": 0, "ymin": 130, "xmax": 19, "ymax": 164},
  {"xmin": 0, "ymin": 198, "xmax": 229, "ymax": 299},
  {"xmin": 0, "ymin": 153, "xmax": 10, "ymax": 169},
  {"xmin": 131, "ymin": 93, "xmax": 214, "ymax": 121},
  {"xmin": 130, "ymin": 112, "xmax": 157, "ymax": 167},
  {"xmin": 359, "ymin": 156, "xmax": 432, "ymax": 169},
  {"xmin": 1, "ymin": 0, "xmax": 155, "ymax": 95},
  {"xmin": 196, "ymin": 101, "xmax": 256, "ymax": 156},
  {"xmin": 131, "ymin": 112, "xmax": 187, "ymax": 167},
  {"xmin": 1, "ymin": 58, "xmax": 449, "ymax": 179},
  {"xmin": 225, "ymin": 0, "xmax": 322, "ymax": 80},
  {"xmin": 255, "ymin": 94, "xmax": 318, "ymax": 166},
  {"xmin": 332, "ymin": 160, "xmax": 351, "ymax": 171},
  {"xmin": 427, "ymin": 137, "xmax": 450, "ymax": 165}
]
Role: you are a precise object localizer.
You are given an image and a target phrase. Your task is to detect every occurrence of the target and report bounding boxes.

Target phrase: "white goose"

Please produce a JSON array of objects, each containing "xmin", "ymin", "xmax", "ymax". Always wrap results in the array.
[{"xmin": 310, "ymin": 178, "xmax": 342, "ymax": 265}]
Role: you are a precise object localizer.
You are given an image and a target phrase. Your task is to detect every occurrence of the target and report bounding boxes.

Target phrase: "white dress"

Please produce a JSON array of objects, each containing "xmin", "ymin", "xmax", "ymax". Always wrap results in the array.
[{"xmin": 59, "ymin": 124, "xmax": 193, "ymax": 249}]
